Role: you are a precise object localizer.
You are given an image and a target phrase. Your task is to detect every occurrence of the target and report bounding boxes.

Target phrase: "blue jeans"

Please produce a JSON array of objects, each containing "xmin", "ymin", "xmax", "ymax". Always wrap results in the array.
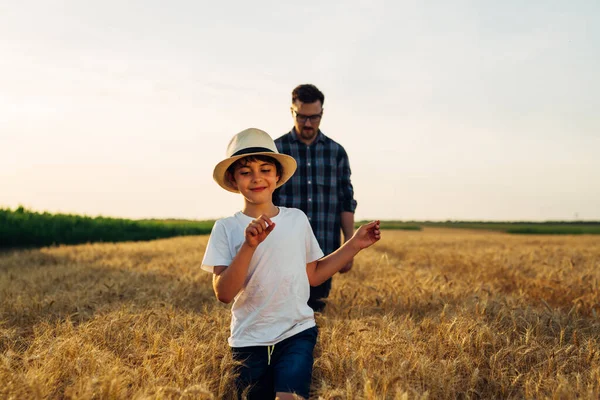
[{"xmin": 231, "ymin": 326, "xmax": 318, "ymax": 399}]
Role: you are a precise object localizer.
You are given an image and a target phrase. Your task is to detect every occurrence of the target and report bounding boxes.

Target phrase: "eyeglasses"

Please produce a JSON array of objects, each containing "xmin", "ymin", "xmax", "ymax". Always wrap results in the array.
[{"xmin": 292, "ymin": 110, "xmax": 322, "ymax": 124}]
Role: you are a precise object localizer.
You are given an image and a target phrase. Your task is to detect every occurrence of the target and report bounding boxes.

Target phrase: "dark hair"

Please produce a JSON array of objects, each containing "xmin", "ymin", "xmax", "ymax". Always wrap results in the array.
[
  {"xmin": 292, "ymin": 84, "xmax": 325, "ymax": 105},
  {"xmin": 226, "ymin": 155, "xmax": 283, "ymax": 184}
]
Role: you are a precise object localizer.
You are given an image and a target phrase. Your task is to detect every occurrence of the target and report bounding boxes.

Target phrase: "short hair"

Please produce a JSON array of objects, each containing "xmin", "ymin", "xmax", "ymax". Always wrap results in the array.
[
  {"xmin": 226, "ymin": 155, "xmax": 283, "ymax": 184},
  {"xmin": 292, "ymin": 84, "xmax": 325, "ymax": 106}
]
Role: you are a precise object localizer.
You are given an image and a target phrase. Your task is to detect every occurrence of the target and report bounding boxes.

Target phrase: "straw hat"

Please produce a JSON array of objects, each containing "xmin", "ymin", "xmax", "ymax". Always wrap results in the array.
[{"xmin": 213, "ymin": 128, "xmax": 297, "ymax": 193}]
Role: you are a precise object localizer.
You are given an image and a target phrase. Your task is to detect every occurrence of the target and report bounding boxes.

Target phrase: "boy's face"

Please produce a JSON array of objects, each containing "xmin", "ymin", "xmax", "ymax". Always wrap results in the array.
[{"xmin": 230, "ymin": 159, "xmax": 281, "ymax": 204}]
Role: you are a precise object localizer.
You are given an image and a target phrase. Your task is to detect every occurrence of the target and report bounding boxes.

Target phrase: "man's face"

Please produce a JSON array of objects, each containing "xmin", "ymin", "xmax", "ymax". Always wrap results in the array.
[{"xmin": 291, "ymin": 100, "xmax": 323, "ymax": 145}]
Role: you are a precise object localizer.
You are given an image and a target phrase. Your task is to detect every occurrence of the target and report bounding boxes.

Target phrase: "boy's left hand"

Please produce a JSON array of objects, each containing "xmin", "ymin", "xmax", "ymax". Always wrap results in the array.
[{"xmin": 352, "ymin": 220, "xmax": 381, "ymax": 250}]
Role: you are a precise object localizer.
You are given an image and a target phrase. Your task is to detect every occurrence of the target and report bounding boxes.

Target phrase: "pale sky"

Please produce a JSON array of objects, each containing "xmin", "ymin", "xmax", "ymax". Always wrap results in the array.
[{"xmin": 1, "ymin": 1, "xmax": 599, "ymax": 221}]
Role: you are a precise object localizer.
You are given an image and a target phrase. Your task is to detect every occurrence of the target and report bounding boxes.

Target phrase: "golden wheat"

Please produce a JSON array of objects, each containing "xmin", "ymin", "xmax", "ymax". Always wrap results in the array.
[{"xmin": 1, "ymin": 229, "xmax": 599, "ymax": 399}]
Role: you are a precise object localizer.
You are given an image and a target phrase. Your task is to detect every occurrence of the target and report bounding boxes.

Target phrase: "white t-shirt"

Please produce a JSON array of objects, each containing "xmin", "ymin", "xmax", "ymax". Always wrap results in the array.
[{"xmin": 202, "ymin": 207, "xmax": 324, "ymax": 347}]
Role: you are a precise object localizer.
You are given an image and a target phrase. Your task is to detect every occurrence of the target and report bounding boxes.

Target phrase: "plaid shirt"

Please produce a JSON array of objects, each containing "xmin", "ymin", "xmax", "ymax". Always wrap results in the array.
[{"xmin": 273, "ymin": 128, "xmax": 357, "ymax": 256}]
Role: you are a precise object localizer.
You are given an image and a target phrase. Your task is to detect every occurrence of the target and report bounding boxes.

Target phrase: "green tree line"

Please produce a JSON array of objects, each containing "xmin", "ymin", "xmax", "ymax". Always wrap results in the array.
[
  {"xmin": 0, "ymin": 207, "xmax": 215, "ymax": 248},
  {"xmin": 4, "ymin": 207, "xmax": 599, "ymax": 249}
]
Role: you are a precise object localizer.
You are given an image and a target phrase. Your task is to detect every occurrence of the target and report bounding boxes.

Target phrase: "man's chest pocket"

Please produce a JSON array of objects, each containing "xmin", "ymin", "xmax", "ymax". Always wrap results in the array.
[{"xmin": 316, "ymin": 164, "xmax": 337, "ymax": 190}]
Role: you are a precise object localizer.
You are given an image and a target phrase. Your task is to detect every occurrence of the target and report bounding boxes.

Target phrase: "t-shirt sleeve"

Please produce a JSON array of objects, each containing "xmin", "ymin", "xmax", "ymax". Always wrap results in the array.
[
  {"xmin": 201, "ymin": 220, "xmax": 233, "ymax": 273},
  {"xmin": 304, "ymin": 214, "xmax": 324, "ymax": 263}
]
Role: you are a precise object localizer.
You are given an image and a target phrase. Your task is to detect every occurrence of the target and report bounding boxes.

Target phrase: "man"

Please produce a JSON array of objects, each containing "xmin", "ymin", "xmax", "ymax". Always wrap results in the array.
[{"xmin": 273, "ymin": 84, "xmax": 357, "ymax": 312}]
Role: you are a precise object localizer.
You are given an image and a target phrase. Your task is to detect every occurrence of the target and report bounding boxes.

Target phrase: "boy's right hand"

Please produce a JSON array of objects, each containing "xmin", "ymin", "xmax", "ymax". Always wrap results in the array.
[
  {"xmin": 245, "ymin": 215, "xmax": 275, "ymax": 248},
  {"xmin": 351, "ymin": 220, "xmax": 381, "ymax": 250}
]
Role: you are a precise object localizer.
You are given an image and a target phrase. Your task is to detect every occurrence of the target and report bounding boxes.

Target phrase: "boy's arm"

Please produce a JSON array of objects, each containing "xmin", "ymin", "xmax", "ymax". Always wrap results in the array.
[
  {"xmin": 307, "ymin": 220, "xmax": 380, "ymax": 286},
  {"xmin": 212, "ymin": 242, "xmax": 256, "ymax": 303},
  {"xmin": 212, "ymin": 214, "xmax": 275, "ymax": 303},
  {"xmin": 306, "ymin": 240, "xmax": 360, "ymax": 287}
]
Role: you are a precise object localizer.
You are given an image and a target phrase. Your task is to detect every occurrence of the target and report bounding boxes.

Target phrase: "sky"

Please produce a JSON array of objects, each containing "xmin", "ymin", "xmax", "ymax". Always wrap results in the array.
[{"xmin": 1, "ymin": 0, "xmax": 599, "ymax": 221}]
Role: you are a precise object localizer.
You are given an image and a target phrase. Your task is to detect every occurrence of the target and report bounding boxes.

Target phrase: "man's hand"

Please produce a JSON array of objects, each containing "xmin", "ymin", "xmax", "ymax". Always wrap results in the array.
[
  {"xmin": 339, "ymin": 260, "xmax": 353, "ymax": 273},
  {"xmin": 245, "ymin": 215, "xmax": 275, "ymax": 248}
]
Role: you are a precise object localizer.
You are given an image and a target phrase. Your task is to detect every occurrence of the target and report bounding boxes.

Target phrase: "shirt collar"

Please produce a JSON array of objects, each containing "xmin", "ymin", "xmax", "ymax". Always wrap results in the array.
[{"xmin": 290, "ymin": 127, "xmax": 326, "ymax": 145}]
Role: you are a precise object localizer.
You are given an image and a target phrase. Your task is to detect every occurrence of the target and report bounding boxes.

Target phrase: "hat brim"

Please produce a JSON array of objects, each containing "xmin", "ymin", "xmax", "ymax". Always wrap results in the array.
[{"xmin": 213, "ymin": 152, "xmax": 297, "ymax": 193}]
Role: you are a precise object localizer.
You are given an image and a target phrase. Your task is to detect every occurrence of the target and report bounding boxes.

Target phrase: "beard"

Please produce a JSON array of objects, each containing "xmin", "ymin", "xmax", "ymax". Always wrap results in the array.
[{"xmin": 300, "ymin": 127, "xmax": 316, "ymax": 140}]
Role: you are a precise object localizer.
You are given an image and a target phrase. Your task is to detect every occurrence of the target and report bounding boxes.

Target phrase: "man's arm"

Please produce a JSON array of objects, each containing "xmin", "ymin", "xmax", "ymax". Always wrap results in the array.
[
  {"xmin": 339, "ymin": 211, "xmax": 355, "ymax": 273},
  {"xmin": 338, "ymin": 145, "xmax": 357, "ymax": 273},
  {"xmin": 341, "ymin": 211, "xmax": 354, "ymax": 242}
]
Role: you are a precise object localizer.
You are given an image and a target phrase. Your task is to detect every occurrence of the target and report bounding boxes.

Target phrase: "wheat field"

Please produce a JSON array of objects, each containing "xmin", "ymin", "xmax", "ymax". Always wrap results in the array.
[{"xmin": 1, "ymin": 228, "xmax": 599, "ymax": 399}]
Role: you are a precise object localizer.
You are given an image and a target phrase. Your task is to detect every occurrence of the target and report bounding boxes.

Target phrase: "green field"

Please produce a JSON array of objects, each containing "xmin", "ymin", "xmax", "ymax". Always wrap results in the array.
[
  {"xmin": 420, "ymin": 221, "xmax": 600, "ymax": 235},
  {"xmin": 357, "ymin": 220, "xmax": 422, "ymax": 231},
  {"xmin": 356, "ymin": 220, "xmax": 600, "ymax": 234},
  {"xmin": 0, "ymin": 207, "xmax": 214, "ymax": 248},
  {"xmin": 3, "ymin": 207, "xmax": 599, "ymax": 249}
]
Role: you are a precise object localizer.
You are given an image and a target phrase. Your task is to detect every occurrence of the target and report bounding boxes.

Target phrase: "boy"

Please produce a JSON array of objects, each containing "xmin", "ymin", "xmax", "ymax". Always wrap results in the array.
[{"xmin": 202, "ymin": 128, "xmax": 380, "ymax": 399}]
